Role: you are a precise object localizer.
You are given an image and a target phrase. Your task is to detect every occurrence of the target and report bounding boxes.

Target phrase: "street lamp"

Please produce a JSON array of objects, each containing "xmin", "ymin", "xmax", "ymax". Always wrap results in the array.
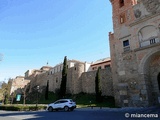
[{"xmin": 36, "ymin": 86, "xmax": 39, "ymax": 110}]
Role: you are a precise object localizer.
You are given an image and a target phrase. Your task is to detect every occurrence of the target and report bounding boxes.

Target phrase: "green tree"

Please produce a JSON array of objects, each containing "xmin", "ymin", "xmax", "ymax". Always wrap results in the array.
[
  {"xmin": 1, "ymin": 80, "xmax": 12, "ymax": 104},
  {"xmin": 95, "ymin": 67, "xmax": 102, "ymax": 102},
  {"xmin": 59, "ymin": 56, "xmax": 67, "ymax": 98},
  {"xmin": 4, "ymin": 92, "xmax": 9, "ymax": 104},
  {"xmin": 45, "ymin": 80, "xmax": 49, "ymax": 100}
]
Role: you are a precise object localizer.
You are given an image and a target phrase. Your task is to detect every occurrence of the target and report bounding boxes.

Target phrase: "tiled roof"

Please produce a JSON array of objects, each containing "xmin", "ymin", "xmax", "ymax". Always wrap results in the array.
[{"xmin": 92, "ymin": 57, "xmax": 111, "ymax": 65}]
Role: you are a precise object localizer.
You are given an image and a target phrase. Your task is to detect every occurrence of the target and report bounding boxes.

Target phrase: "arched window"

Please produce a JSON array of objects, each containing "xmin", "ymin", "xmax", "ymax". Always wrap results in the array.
[
  {"xmin": 138, "ymin": 25, "xmax": 158, "ymax": 47},
  {"xmin": 138, "ymin": 25, "xmax": 157, "ymax": 41}
]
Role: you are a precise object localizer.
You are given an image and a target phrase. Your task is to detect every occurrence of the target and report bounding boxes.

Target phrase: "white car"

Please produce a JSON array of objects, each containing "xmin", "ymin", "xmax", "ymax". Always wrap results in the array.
[{"xmin": 46, "ymin": 99, "xmax": 76, "ymax": 112}]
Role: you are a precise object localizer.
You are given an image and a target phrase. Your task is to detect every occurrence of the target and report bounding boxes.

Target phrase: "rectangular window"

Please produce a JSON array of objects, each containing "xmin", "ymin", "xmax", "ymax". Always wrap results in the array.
[
  {"xmin": 123, "ymin": 40, "xmax": 130, "ymax": 52},
  {"xmin": 105, "ymin": 65, "xmax": 110, "ymax": 69},
  {"xmin": 123, "ymin": 40, "xmax": 129, "ymax": 47},
  {"xmin": 120, "ymin": 13, "xmax": 126, "ymax": 24},
  {"xmin": 92, "ymin": 67, "xmax": 97, "ymax": 70},
  {"xmin": 119, "ymin": 0, "xmax": 124, "ymax": 8}
]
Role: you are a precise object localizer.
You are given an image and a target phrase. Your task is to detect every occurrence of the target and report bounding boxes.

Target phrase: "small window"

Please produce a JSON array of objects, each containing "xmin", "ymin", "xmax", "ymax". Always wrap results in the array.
[
  {"xmin": 119, "ymin": 0, "xmax": 124, "ymax": 8},
  {"xmin": 54, "ymin": 101, "xmax": 60, "ymax": 104},
  {"xmin": 93, "ymin": 67, "xmax": 97, "ymax": 70},
  {"xmin": 105, "ymin": 65, "xmax": 111, "ymax": 71},
  {"xmin": 75, "ymin": 67, "xmax": 76, "ymax": 70},
  {"xmin": 123, "ymin": 40, "xmax": 129, "ymax": 47},
  {"xmin": 150, "ymin": 38, "xmax": 155, "ymax": 44},
  {"xmin": 123, "ymin": 40, "xmax": 130, "ymax": 52},
  {"xmin": 56, "ymin": 77, "xmax": 58, "ymax": 83},
  {"xmin": 120, "ymin": 14, "xmax": 125, "ymax": 24},
  {"xmin": 60, "ymin": 100, "xmax": 67, "ymax": 103},
  {"xmin": 99, "ymin": 66, "xmax": 101, "ymax": 69},
  {"xmin": 105, "ymin": 65, "xmax": 110, "ymax": 69}
]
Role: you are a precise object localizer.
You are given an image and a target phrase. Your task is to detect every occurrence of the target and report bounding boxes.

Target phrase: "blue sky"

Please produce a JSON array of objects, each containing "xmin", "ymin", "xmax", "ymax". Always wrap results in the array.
[{"xmin": 0, "ymin": 0, "xmax": 113, "ymax": 82}]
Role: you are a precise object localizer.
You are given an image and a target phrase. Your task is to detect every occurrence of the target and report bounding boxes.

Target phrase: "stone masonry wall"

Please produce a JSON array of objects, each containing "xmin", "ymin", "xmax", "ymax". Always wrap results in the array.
[
  {"xmin": 81, "ymin": 69, "xmax": 113, "ymax": 96},
  {"xmin": 27, "ymin": 65, "xmax": 113, "ymax": 97}
]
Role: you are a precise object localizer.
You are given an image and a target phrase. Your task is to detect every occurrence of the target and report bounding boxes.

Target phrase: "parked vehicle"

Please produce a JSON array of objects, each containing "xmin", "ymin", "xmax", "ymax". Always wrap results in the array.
[{"xmin": 46, "ymin": 99, "xmax": 76, "ymax": 112}]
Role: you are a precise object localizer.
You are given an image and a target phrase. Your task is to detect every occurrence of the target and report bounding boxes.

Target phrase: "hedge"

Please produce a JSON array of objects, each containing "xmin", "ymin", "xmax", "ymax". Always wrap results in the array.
[{"xmin": 0, "ymin": 105, "xmax": 47, "ymax": 111}]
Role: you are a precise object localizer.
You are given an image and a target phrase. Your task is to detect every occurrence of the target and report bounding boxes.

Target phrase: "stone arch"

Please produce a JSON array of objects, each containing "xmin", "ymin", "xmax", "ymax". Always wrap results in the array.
[
  {"xmin": 138, "ymin": 25, "xmax": 157, "ymax": 42},
  {"xmin": 137, "ymin": 24, "xmax": 159, "ymax": 36},
  {"xmin": 137, "ymin": 25, "xmax": 159, "ymax": 47},
  {"xmin": 139, "ymin": 49, "xmax": 160, "ymax": 105},
  {"xmin": 138, "ymin": 49, "xmax": 160, "ymax": 74}
]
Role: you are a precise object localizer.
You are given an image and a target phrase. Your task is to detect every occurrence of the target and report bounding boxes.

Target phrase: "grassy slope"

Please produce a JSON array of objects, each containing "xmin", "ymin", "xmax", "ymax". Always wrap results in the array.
[
  {"xmin": 12, "ymin": 92, "xmax": 115, "ymax": 108},
  {"xmin": 39, "ymin": 92, "xmax": 115, "ymax": 108}
]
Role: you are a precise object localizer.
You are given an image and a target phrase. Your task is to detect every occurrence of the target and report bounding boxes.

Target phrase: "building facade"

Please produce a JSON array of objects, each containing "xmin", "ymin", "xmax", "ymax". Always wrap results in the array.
[
  {"xmin": 109, "ymin": 0, "xmax": 160, "ymax": 107},
  {"xmin": 90, "ymin": 58, "xmax": 111, "ymax": 71}
]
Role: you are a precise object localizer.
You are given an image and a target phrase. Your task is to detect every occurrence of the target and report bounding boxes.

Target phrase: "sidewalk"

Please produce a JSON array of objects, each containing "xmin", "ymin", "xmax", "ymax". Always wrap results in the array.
[{"xmin": 76, "ymin": 106, "xmax": 160, "ymax": 113}]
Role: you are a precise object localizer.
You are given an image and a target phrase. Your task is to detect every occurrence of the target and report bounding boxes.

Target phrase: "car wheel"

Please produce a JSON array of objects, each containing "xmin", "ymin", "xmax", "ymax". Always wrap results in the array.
[
  {"xmin": 64, "ymin": 106, "xmax": 69, "ymax": 111},
  {"xmin": 48, "ymin": 107, "xmax": 53, "ymax": 112}
]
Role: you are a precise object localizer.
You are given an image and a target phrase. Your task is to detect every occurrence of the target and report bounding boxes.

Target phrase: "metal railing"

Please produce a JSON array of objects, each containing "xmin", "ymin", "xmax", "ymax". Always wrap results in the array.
[{"xmin": 140, "ymin": 37, "xmax": 160, "ymax": 47}]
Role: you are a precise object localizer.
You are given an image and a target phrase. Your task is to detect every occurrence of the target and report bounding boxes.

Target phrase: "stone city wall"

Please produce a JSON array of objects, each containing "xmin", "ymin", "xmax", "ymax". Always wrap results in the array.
[
  {"xmin": 81, "ymin": 69, "xmax": 113, "ymax": 96},
  {"xmin": 27, "ymin": 64, "xmax": 113, "ymax": 96}
]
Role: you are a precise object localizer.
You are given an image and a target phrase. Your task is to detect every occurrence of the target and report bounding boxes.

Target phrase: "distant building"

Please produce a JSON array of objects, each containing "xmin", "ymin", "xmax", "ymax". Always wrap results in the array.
[
  {"xmin": 48, "ymin": 59, "xmax": 90, "ymax": 74},
  {"xmin": 10, "ymin": 76, "xmax": 30, "ymax": 95},
  {"xmin": 25, "ymin": 66, "xmax": 53, "ymax": 79},
  {"xmin": 90, "ymin": 58, "xmax": 111, "ymax": 71}
]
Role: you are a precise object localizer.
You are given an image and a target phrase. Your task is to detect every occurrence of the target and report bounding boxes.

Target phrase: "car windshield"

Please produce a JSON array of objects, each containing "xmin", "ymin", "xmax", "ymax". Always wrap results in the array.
[{"xmin": 54, "ymin": 101, "xmax": 60, "ymax": 104}]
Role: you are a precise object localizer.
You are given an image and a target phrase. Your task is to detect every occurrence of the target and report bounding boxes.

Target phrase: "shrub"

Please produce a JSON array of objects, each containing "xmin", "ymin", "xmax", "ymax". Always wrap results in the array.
[{"xmin": 0, "ymin": 105, "xmax": 47, "ymax": 111}]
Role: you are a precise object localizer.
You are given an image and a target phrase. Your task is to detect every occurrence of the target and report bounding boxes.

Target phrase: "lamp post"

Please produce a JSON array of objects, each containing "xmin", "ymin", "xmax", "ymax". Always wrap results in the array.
[{"xmin": 36, "ymin": 86, "xmax": 39, "ymax": 110}]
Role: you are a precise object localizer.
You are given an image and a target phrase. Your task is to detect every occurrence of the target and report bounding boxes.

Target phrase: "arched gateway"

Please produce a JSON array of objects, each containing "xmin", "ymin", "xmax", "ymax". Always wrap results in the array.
[{"xmin": 141, "ymin": 51, "xmax": 160, "ymax": 106}]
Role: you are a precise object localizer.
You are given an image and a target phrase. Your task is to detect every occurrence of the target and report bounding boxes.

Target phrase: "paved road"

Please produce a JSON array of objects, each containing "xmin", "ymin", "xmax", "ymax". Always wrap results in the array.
[{"xmin": 0, "ymin": 107, "xmax": 159, "ymax": 120}]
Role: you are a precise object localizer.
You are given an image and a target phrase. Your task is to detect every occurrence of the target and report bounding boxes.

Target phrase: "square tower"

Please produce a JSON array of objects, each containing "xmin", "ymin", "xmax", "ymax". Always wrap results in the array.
[{"xmin": 109, "ymin": 0, "xmax": 160, "ymax": 107}]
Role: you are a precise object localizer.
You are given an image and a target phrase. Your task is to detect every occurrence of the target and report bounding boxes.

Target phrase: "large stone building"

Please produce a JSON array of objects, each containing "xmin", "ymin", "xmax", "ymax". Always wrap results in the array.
[{"xmin": 109, "ymin": 0, "xmax": 160, "ymax": 107}]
